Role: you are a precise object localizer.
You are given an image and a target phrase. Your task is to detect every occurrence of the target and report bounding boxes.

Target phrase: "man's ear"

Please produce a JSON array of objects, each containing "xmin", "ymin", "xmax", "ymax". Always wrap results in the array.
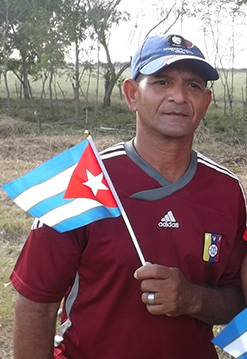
[
  {"xmin": 205, "ymin": 89, "xmax": 212, "ymax": 112},
  {"xmin": 123, "ymin": 79, "xmax": 138, "ymax": 112}
]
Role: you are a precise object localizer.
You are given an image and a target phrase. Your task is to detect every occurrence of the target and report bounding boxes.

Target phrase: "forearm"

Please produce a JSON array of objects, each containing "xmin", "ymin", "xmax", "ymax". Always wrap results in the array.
[
  {"xmin": 187, "ymin": 284, "xmax": 245, "ymax": 325},
  {"xmin": 13, "ymin": 293, "xmax": 60, "ymax": 359}
]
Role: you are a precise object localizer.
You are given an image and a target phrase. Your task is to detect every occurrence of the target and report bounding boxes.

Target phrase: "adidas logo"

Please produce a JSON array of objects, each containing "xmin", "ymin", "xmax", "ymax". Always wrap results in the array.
[{"xmin": 158, "ymin": 210, "xmax": 179, "ymax": 228}]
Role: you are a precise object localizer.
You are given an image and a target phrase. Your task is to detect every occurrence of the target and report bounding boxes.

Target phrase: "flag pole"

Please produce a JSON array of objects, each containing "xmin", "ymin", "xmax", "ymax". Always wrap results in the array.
[{"xmin": 87, "ymin": 133, "xmax": 146, "ymax": 266}]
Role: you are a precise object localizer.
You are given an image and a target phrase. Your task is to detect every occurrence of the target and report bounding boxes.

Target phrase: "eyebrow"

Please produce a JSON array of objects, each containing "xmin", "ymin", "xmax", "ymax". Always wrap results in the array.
[{"xmin": 151, "ymin": 71, "xmax": 206, "ymax": 84}]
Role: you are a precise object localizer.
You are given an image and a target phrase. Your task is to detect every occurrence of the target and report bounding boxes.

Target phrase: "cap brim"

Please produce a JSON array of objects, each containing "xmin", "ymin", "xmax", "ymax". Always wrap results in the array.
[{"xmin": 140, "ymin": 55, "xmax": 219, "ymax": 81}]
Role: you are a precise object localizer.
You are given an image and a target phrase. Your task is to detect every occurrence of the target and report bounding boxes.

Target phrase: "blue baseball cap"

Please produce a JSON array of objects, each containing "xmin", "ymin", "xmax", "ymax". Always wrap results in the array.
[{"xmin": 131, "ymin": 34, "xmax": 219, "ymax": 81}]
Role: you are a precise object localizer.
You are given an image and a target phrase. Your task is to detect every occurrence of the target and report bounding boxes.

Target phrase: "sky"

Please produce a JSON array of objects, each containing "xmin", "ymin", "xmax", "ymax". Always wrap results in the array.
[{"xmin": 104, "ymin": 0, "xmax": 247, "ymax": 69}]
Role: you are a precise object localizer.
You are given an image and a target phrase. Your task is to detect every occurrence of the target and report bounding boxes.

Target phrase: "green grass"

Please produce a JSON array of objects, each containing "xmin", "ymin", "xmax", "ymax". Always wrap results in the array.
[{"xmin": 212, "ymin": 69, "xmax": 247, "ymax": 100}]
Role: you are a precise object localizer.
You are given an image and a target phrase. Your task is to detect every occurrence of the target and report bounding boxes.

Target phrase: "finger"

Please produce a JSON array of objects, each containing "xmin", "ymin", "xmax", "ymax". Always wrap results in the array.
[
  {"xmin": 135, "ymin": 264, "xmax": 170, "ymax": 280},
  {"xmin": 146, "ymin": 304, "xmax": 173, "ymax": 316},
  {"xmin": 142, "ymin": 293, "xmax": 178, "ymax": 316},
  {"xmin": 142, "ymin": 292, "xmax": 158, "ymax": 305},
  {"xmin": 140, "ymin": 279, "xmax": 164, "ymax": 293},
  {"xmin": 142, "ymin": 292, "xmax": 169, "ymax": 316},
  {"xmin": 133, "ymin": 262, "xmax": 152, "ymax": 279},
  {"xmin": 142, "ymin": 291, "xmax": 168, "ymax": 306}
]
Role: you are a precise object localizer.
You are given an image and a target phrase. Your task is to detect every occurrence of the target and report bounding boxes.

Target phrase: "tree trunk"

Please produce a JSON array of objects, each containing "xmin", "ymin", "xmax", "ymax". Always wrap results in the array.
[
  {"xmin": 95, "ymin": 44, "xmax": 100, "ymax": 117},
  {"xmin": 74, "ymin": 38, "xmax": 80, "ymax": 121},
  {"xmin": 20, "ymin": 51, "xmax": 30, "ymax": 99},
  {"xmin": 3, "ymin": 69, "xmax": 11, "ymax": 111},
  {"xmin": 48, "ymin": 68, "xmax": 54, "ymax": 109},
  {"xmin": 41, "ymin": 72, "xmax": 48, "ymax": 101},
  {"xmin": 103, "ymin": 62, "xmax": 130, "ymax": 108},
  {"xmin": 103, "ymin": 80, "xmax": 114, "ymax": 108}
]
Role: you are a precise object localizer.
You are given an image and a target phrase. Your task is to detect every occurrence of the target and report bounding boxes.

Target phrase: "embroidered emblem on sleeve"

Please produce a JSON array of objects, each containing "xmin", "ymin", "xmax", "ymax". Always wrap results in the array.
[{"xmin": 202, "ymin": 232, "xmax": 222, "ymax": 263}]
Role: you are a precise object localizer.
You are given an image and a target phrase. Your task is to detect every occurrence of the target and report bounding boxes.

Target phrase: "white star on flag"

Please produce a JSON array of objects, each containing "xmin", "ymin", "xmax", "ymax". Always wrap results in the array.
[{"xmin": 83, "ymin": 170, "xmax": 108, "ymax": 196}]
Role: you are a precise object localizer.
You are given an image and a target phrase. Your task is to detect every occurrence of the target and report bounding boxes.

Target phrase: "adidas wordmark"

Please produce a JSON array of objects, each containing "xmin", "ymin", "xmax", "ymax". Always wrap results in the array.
[{"xmin": 158, "ymin": 210, "xmax": 179, "ymax": 228}]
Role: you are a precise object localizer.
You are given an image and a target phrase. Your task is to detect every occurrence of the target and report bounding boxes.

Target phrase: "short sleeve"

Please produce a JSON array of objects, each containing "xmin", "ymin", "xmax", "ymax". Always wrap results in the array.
[{"xmin": 10, "ymin": 223, "xmax": 86, "ymax": 303}]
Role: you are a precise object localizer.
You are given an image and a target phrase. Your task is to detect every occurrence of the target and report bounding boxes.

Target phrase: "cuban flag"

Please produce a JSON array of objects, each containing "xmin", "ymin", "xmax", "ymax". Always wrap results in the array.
[
  {"xmin": 1, "ymin": 135, "xmax": 121, "ymax": 232},
  {"xmin": 212, "ymin": 308, "xmax": 247, "ymax": 358}
]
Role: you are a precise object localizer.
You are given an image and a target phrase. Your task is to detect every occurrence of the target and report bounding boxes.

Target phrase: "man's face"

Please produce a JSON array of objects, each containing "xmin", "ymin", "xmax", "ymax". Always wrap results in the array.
[{"xmin": 124, "ymin": 62, "xmax": 212, "ymax": 140}]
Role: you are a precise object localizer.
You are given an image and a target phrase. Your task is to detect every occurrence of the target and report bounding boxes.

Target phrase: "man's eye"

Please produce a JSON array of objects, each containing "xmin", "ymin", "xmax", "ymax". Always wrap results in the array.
[
  {"xmin": 189, "ymin": 82, "xmax": 202, "ymax": 89},
  {"xmin": 154, "ymin": 80, "xmax": 168, "ymax": 85}
]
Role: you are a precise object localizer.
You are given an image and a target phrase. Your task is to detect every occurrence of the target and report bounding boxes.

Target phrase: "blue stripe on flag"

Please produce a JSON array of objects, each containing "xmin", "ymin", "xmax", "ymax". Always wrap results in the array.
[
  {"xmin": 239, "ymin": 351, "xmax": 247, "ymax": 359},
  {"xmin": 28, "ymin": 192, "xmax": 71, "ymax": 217},
  {"xmin": 2, "ymin": 141, "xmax": 88, "ymax": 198},
  {"xmin": 212, "ymin": 308, "xmax": 247, "ymax": 348},
  {"xmin": 53, "ymin": 206, "xmax": 121, "ymax": 232}
]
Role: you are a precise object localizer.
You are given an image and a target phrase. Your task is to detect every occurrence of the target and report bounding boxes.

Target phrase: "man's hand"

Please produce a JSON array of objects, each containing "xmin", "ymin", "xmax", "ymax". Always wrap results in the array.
[
  {"xmin": 134, "ymin": 263, "xmax": 200, "ymax": 317},
  {"xmin": 134, "ymin": 263, "xmax": 245, "ymax": 325}
]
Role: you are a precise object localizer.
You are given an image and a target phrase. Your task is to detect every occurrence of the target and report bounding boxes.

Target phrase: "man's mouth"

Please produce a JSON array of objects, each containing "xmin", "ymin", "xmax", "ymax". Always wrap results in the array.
[{"xmin": 164, "ymin": 111, "xmax": 188, "ymax": 117}]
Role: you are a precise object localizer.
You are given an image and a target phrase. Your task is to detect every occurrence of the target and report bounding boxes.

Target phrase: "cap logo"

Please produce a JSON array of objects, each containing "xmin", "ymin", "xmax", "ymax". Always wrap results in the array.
[
  {"xmin": 171, "ymin": 36, "xmax": 183, "ymax": 46},
  {"xmin": 168, "ymin": 35, "xmax": 187, "ymax": 49}
]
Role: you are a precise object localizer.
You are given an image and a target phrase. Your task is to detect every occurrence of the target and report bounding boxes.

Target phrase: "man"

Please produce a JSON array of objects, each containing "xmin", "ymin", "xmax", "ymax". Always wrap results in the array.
[{"xmin": 11, "ymin": 34, "xmax": 247, "ymax": 359}]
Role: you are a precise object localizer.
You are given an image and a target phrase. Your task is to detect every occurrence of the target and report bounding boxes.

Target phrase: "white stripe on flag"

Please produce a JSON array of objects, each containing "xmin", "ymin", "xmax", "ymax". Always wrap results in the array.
[
  {"xmin": 224, "ymin": 331, "xmax": 247, "ymax": 358},
  {"xmin": 39, "ymin": 197, "xmax": 103, "ymax": 227},
  {"xmin": 14, "ymin": 165, "xmax": 76, "ymax": 211}
]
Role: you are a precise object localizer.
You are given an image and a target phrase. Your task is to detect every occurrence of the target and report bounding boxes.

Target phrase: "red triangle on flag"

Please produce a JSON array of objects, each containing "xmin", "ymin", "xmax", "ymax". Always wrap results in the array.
[{"xmin": 64, "ymin": 143, "xmax": 118, "ymax": 208}]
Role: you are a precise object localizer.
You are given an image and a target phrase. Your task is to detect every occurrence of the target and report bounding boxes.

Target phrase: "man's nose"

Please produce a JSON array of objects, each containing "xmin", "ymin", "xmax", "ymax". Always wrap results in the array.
[{"xmin": 167, "ymin": 84, "xmax": 187, "ymax": 104}]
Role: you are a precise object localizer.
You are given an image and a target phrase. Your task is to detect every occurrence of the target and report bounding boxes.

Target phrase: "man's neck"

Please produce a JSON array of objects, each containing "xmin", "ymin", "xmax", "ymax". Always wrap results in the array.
[{"xmin": 134, "ymin": 135, "xmax": 193, "ymax": 183}]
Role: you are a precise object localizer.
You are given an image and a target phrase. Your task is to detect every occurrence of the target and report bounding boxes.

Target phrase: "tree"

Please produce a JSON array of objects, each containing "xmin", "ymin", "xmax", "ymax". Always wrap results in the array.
[
  {"xmin": 0, "ymin": 0, "xmax": 30, "ymax": 100},
  {"xmin": 144, "ymin": 1, "xmax": 184, "ymax": 38},
  {"xmin": 28, "ymin": 4, "xmax": 67, "ymax": 107},
  {"xmin": 0, "ymin": 0, "xmax": 65, "ymax": 100},
  {"xmin": 199, "ymin": 0, "xmax": 247, "ymax": 130},
  {"xmin": 56, "ymin": 0, "xmax": 90, "ymax": 120},
  {"xmin": 0, "ymin": 0, "xmax": 14, "ymax": 109},
  {"xmin": 87, "ymin": 0, "xmax": 130, "ymax": 108}
]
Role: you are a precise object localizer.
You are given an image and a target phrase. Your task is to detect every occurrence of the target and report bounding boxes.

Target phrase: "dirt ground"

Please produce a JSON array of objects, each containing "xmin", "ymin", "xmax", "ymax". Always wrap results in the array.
[{"xmin": 1, "ymin": 117, "xmax": 246, "ymax": 359}]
